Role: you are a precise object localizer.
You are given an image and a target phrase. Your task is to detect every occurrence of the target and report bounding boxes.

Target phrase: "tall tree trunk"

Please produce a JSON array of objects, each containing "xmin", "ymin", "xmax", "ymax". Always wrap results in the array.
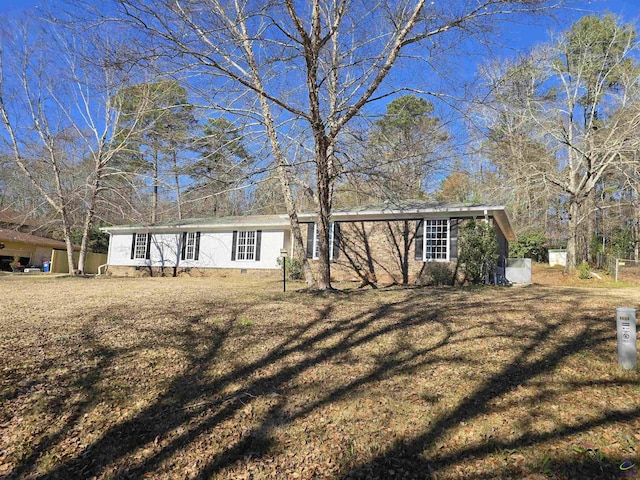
[
  {"xmin": 77, "ymin": 219, "xmax": 91, "ymax": 275},
  {"xmin": 257, "ymin": 106, "xmax": 315, "ymax": 290},
  {"xmin": 315, "ymin": 136, "xmax": 332, "ymax": 290},
  {"xmin": 585, "ymin": 188, "xmax": 596, "ymax": 263},
  {"xmin": 173, "ymin": 150, "xmax": 182, "ymax": 220},
  {"xmin": 565, "ymin": 197, "xmax": 579, "ymax": 273},
  {"xmin": 634, "ymin": 204, "xmax": 640, "ymax": 262},
  {"xmin": 49, "ymin": 149, "xmax": 77, "ymax": 275},
  {"xmin": 60, "ymin": 211, "xmax": 76, "ymax": 275},
  {"xmin": 234, "ymin": 14, "xmax": 316, "ymax": 288},
  {"xmin": 257, "ymin": 100, "xmax": 315, "ymax": 287},
  {"xmin": 152, "ymin": 147, "xmax": 159, "ymax": 223},
  {"xmin": 77, "ymin": 173, "xmax": 101, "ymax": 274}
]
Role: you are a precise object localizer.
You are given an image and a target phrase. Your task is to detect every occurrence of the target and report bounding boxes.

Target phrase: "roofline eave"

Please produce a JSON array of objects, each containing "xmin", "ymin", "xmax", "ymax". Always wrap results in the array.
[
  {"xmin": 100, "ymin": 207, "xmax": 516, "ymax": 241},
  {"xmin": 101, "ymin": 221, "xmax": 291, "ymax": 234}
]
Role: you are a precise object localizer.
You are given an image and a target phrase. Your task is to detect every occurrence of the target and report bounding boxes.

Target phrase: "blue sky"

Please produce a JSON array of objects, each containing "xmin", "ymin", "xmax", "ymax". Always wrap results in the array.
[
  {"xmin": 1, "ymin": 0, "xmax": 638, "ymax": 142},
  {"xmin": 0, "ymin": 0, "xmax": 39, "ymax": 13},
  {"xmin": 1, "ymin": 1, "xmax": 637, "ymax": 66},
  {"xmin": 0, "ymin": 0, "xmax": 638, "ymax": 190},
  {"xmin": 503, "ymin": 0, "xmax": 640, "ymax": 49},
  {"xmin": 1, "ymin": 1, "xmax": 638, "ymax": 38}
]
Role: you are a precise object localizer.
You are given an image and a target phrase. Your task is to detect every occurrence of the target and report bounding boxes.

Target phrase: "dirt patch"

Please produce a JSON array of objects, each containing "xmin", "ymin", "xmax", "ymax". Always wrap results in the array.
[
  {"xmin": 0, "ymin": 275, "xmax": 639, "ymax": 479},
  {"xmin": 617, "ymin": 260, "xmax": 640, "ymax": 283}
]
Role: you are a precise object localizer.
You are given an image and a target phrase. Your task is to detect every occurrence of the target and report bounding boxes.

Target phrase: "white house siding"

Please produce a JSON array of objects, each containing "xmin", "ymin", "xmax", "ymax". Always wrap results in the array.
[{"xmin": 107, "ymin": 229, "xmax": 286, "ymax": 270}]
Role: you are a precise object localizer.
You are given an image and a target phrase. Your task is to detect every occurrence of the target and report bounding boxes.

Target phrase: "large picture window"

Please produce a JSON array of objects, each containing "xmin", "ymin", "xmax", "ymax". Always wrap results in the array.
[
  {"xmin": 133, "ymin": 233, "xmax": 149, "ymax": 259},
  {"xmin": 424, "ymin": 219, "xmax": 449, "ymax": 261}
]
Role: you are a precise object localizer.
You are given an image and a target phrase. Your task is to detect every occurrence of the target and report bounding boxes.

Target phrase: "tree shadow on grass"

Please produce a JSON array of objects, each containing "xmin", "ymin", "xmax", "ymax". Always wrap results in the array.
[
  {"xmin": 8, "ymin": 291, "xmax": 446, "ymax": 479},
  {"xmin": 3, "ymin": 284, "xmax": 638, "ymax": 479},
  {"xmin": 3, "ymin": 307, "xmax": 228, "ymax": 479},
  {"xmin": 341, "ymin": 308, "xmax": 640, "ymax": 479}
]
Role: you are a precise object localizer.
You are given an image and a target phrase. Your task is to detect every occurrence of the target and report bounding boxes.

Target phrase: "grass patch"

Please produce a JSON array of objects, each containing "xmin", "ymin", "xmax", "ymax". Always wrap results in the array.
[
  {"xmin": 0, "ymin": 275, "xmax": 639, "ymax": 479},
  {"xmin": 237, "ymin": 317, "xmax": 254, "ymax": 327}
]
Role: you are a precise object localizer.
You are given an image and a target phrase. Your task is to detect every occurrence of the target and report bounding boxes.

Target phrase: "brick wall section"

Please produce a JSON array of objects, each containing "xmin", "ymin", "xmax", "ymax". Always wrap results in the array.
[
  {"xmin": 338, "ymin": 220, "xmax": 424, "ymax": 284},
  {"xmin": 305, "ymin": 220, "xmax": 457, "ymax": 285},
  {"xmin": 306, "ymin": 217, "xmax": 507, "ymax": 285}
]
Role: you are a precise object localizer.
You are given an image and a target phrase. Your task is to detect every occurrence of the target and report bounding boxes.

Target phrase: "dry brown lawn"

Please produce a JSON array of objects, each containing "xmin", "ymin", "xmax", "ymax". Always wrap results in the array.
[{"xmin": 0, "ymin": 271, "xmax": 639, "ymax": 479}]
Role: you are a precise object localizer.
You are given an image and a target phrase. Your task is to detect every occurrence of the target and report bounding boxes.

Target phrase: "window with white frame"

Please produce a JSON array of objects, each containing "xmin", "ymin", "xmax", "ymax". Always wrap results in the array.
[
  {"xmin": 134, "ymin": 233, "xmax": 149, "ymax": 259},
  {"xmin": 184, "ymin": 232, "xmax": 196, "ymax": 260},
  {"xmin": 424, "ymin": 219, "xmax": 449, "ymax": 261},
  {"xmin": 313, "ymin": 223, "xmax": 334, "ymax": 260},
  {"xmin": 236, "ymin": 230, "xmax": 256, "ymax": 261}
]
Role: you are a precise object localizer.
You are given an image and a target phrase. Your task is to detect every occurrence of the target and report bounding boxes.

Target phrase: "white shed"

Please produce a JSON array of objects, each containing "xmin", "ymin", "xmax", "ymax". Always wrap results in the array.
[{"xmin": 549, "ymin": 249, "xmax": 567, "ymax": 267}]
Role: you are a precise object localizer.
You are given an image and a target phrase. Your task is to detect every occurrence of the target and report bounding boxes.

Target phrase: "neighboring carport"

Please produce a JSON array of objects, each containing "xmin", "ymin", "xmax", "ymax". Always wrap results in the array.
[{"xmin": 0, "ymin": 229, "xmax": 74, "ymax": 271}]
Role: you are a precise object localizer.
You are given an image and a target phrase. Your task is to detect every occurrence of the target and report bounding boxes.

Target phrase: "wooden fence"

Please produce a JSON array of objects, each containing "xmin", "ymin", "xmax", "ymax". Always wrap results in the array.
[{"xmin": 50, "ymin": 250, "xmax": 108, "ymax": 274}]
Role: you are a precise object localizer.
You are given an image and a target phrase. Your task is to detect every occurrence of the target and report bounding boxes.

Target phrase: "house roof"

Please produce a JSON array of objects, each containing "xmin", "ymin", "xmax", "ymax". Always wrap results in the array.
[
  {"xmin": 0, "ymin": 228, "xmax": 80, "ymax": 251},
  {"xmin": 298, "ymin": 201, "xmax": 515, "ymax": 241},
  {"xmin": 101, "ymin": 202, "xmax": 516, "ymax": 241},
  {"xmin": 101, "ymin": 214, "xmax": 291, "ymax": 233}
]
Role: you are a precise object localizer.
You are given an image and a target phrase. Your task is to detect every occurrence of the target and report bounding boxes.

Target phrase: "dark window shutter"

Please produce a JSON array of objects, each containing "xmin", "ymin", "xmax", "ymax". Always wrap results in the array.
[
  {"xmin": 306, "ymin": 223, "xmax": 315, "ymax": 258},
  {"xmin": 231, "ymin": 230, "xmax": 237, "ymax": 261},
  {"xmin": 414, "ymin": 220, "xmax": 424, "ymax": 261},
  {"xmin": 255, "ymin": 230, "xmax": 262, "ymax": 261},
  {"xmin": 130, "ymin": 234, "xmax": 136, "ymax": 259},
  {"xmin": 145, "ymin": 233, "xmax": 152, "ymax": 260},
  {"xmin": 181, "ymin": 232, "xmax": 187, "ymax": 260},
  {"xmin": 332, "ymin": 222, "xmax": 340, "ymax": 260},
  {"xmin": 449, "ymin": 218, "xmax": 459, "ymax": 260},
  {"xmin": 194, "ymin": 232, "xmax": 201, "ymax": 261}
]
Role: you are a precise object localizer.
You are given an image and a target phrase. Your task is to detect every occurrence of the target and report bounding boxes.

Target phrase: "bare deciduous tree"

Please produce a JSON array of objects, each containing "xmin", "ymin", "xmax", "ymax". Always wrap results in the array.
[
  {"xmin": 478, "ymin": 15, "xmax": 640, "ymax": 271},
  {"xmin": 110, "ymin": 0, "xmax": 558, "ymax": 289},
  {"xmin": 0, "ymin": 18, "xmax": 147, "ymax": 273}
]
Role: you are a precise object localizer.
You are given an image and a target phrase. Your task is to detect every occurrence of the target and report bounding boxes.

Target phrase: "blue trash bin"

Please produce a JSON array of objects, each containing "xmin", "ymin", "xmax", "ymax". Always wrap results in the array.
[{"xmin": 43, "ymin": 261, "xmax": 50, "ymax": 273}]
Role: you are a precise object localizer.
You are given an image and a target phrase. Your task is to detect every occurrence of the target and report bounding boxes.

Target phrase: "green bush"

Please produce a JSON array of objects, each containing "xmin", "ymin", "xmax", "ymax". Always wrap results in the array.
[
  {"xmin": 578, "ymin": 261, "xmax": 592, "ymax": 280},
  {"xmin": 276, "ymin": 256, "xmax": 303, "ymax": 280},
  {"xmin": 510, "ymin": 232, "xmax": 547, "ymax": 263},
  {"xmin": 459, "ymin": 220, "xmax": 498, "ymax": 285}
]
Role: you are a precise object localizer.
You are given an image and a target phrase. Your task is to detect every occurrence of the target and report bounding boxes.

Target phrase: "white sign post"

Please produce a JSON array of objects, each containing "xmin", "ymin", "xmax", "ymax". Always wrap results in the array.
[
  {"xmin": 280, "ymin": 248, "xmax": 288, "ymax": 293},
  {"xmin": 616, "ymin": 307, "xmax": 637, "ymax": 370}
]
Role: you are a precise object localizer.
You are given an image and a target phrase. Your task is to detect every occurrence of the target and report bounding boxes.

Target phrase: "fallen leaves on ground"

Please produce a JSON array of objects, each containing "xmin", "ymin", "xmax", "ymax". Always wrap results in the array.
[{"xmin": 0, "ymin": 272, "xmax": 638, "ymax": 479}]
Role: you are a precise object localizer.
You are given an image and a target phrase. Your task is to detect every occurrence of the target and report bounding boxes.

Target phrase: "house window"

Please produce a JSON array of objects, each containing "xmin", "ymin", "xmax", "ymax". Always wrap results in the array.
[
  {"xmin": 181, "ymin": 232, "xmax": 201, "ymax": 261},
  {"xmin": 134, "ymin": 233, "xmax": 149, "ymax": 259},
  {"xmin": 185, "ymin": 232, "xmax": 196, "ymax": 260},
  {"xmin": 424, "ymin": 219, "xmax": 449, "ymax": 261},
  {"xmin": 236, "ymin": 230, "xmax": 256, "ymax": 261},
  {"xmin": 313, "ymin": 223, "xmax": 335, "ymax": 260}
]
